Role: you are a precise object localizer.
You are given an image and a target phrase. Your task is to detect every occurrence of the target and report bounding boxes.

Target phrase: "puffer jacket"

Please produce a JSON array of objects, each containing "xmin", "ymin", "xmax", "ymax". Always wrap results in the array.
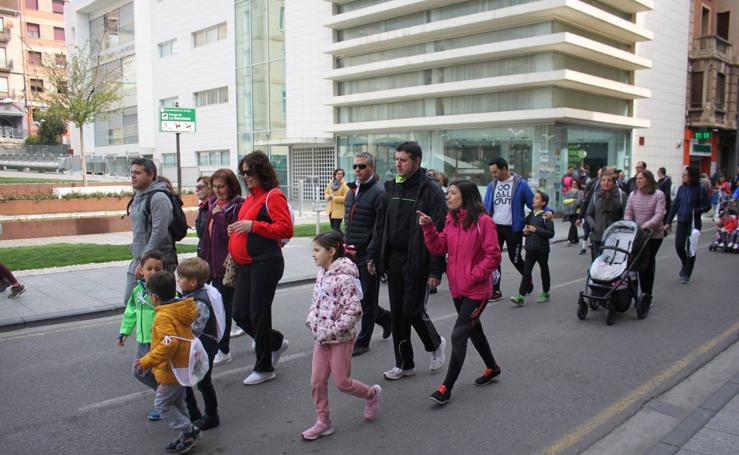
[
  {"xmin": 139, "ymin": 297, "xmax": 197, "ymax": 385},
  {"xmin": 422, "ymin": 209, "xmax": 501, "ymax": 301},
  {"xmin": 624, "ymin": 189, "xmax": 666, "ymax": 239},
  {"xmin": 306, "ymin": 257, "xmax": 363, "ymax": 344}
]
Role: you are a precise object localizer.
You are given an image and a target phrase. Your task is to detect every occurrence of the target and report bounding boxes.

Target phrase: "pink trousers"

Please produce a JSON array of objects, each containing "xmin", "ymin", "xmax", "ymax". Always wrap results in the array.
[{"xmin": 311, "ymin": 340, "xmax": 374, "ymax": 423}]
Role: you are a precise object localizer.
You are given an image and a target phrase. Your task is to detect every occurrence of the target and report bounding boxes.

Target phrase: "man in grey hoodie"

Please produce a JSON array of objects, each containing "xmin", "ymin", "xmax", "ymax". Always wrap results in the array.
[{"xmin": 124, "ymin": 158, "xmax": 176, "ymax": 306}]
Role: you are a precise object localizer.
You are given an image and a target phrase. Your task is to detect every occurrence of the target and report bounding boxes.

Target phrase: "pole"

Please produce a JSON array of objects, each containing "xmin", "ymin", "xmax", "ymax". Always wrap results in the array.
[
  {"xmin": 298, "ymin": 179, "xmax": 304, "ymax": 216},
  {"xmin": 175, "ymin": 132, "xmax": 182, "ymax": 196}
]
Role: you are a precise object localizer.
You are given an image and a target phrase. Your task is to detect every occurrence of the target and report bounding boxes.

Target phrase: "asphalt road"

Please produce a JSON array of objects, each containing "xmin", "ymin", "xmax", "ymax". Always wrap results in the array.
[{"xmin": 0, "ymin": 235, "xmax": 735, "ymax": 455}]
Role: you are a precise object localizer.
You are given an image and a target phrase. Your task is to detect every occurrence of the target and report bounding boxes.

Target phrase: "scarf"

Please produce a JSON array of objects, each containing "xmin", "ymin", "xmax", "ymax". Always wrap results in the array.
[{"xmin": 331, "ymin": 178, "xmax": 341, "ymax": 191}]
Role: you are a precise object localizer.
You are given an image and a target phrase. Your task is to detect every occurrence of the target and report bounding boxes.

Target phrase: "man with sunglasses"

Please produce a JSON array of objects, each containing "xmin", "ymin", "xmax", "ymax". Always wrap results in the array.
[{"xmin": 343, "ymin": 152, "xmax": 393, "ymax": 357}]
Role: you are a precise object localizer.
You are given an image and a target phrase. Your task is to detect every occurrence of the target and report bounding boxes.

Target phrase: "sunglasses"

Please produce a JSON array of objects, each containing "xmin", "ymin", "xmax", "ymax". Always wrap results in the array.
[
  {"xmin": 195, "ymin": 184, "xmax": 208, "ymax": 190},
  {"xmin": 352, "ymin": 163, "xmax": 368, "ymax": 170},
  {"xmin": 240, "ymin": 169, "xmax": 256, "ymax": 177}
]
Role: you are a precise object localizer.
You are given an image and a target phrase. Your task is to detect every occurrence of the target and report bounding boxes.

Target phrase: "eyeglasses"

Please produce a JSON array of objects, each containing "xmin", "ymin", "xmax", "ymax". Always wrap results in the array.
[
  {"xmin": 195, "ymin": 184, "xmax": 208, "ymax": 190},
  {"xmin": 352, "ymin": 163, "xmax": 368, "ymax": 170},
  {"xmin": 240, "ymin": 169, "xmax": 256, "ymax": 177}
]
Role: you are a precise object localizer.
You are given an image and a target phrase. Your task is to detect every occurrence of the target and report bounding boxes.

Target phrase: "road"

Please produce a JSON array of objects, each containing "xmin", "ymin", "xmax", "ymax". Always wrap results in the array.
[{"xmin": 0, "ymin": 236, "xmax": 735, "ymax": 455}]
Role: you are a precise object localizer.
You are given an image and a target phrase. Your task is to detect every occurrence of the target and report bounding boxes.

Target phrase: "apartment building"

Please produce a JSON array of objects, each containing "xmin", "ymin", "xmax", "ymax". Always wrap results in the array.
[{"xmin": 686, "ymin": 0, "xmax": 738, "ymax": 175}]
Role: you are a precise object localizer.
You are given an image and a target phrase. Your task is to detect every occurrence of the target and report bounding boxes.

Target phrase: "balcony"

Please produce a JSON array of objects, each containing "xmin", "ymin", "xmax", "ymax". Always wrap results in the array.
[{"xmin": 690, "ymin": 35, "xmax": 734, "ymax": 63}]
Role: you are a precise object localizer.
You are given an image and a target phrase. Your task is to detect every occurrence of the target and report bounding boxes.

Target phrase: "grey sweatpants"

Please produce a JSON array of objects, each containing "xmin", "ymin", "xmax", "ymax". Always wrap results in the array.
[
  {"xmin": 154, "ymin": 383, "xmax": 194, "ymax": 434},
  {"xmin": 133, "ymin": 343, "xmax": 157, "ymax": 391}
]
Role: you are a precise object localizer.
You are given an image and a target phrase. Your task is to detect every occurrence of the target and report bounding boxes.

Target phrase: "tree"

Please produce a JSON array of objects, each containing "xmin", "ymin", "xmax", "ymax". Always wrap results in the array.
[
  {"xmin": 42, "ymin": 46, "xmax": 121, "ymax": 185},
  {"xmin": 36, "ymin": 110, "xmax": 68, "ymax": 145}
]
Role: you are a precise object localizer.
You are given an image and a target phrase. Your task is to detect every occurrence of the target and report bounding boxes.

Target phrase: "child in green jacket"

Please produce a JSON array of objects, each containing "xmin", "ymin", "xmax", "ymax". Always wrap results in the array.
[{"xmin": 117, "ymin": 250, "xmax": 166, "ymax": 421}]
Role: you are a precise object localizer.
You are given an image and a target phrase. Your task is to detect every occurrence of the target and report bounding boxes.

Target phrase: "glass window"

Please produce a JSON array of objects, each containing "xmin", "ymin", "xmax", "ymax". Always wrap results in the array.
[
  {"xmin": 161, "ymin": 153, "xmax": 177, "ymax": 167},
  {"xmin": 27, "ymin": 51, "xmax": 42, "ymax": 65},
  {"xmin": 716, "ymin": 73, "xmax": 726, "ymax": 109},
  {"xmin": 197, "ymin": 150, "xmax": 230, "ymax": 166},
  {"xmin": 0, "ymin": 76, "xmax": 8, "ymax": 94},
  {"xmin": 194, "ymin": 87, "xmax": 228, "ymax": 107},
  {"xmin": 55, "ymin": 53, "xmax": 66, "ymax": 66},
  {"xmin": 30, "ymin": 78, "xmax": 44, "ymax": 94},
  {"xmin": 251, "ymin": 0, "xmax": 268, "ymax": 63},
  {"xmin": 26, "ymin": 23, "xmax": 40, "ymax": 38},
  {"xmin": 0, "ymin": 17, "xmax": 5, "ymax": 31},
  {"xmin": 252, "ymin": 63, "xmax": 268, "ymax": 130},
  {"xmin": 53, "ymin": 0, "xmax": 64, "ymax": 14},
  {"xmin": 25, "ymin": 0, "xmax": 38, "ymax": 10},
  {"xmin": 269, "ymin": 59, "xmax": 285, "ymax": 130},
  {"xmin": 122, "ymin": 106, "xmax": 138, "ymax": 144},
  {"xmin": 235, "ymin": 1, "xmax": 252, "ymax": 69},
  {"xmin": 691, "ymin": 72, "xmax": 704, "ymax": 108},
  {"xmin": 0, "ymin": 48, "xmax": 6, "ymax": 68},
  {"xmin": 193, "ymin": 23, "xmax": 227, "ymax": 48},
  {"xmin": 118, "ymin": 3, "xmax": 135, "ymax": 45},
  {"xmin": 158, "ymin": 39, "xmax": 176, "ymax": 58},
  {"xmin": 159, "ymin": 97, "xmax": 179, "ymax": 108},
  {"xmin": 54, "ymin": 27, "xmax": 65, "ymax": 41}
]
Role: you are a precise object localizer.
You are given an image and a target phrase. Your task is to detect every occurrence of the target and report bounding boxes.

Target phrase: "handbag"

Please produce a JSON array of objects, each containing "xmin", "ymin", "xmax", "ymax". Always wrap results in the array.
[{"xmin": 223, "ymin": 253, "xmax": 239, "ymax": 288}]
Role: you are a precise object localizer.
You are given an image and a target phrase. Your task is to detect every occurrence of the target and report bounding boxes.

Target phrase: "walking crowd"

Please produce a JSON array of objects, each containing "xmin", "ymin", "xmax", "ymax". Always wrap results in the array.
[{"xmin": 59, "ymin": 148, "xmax": 737, "ymax": 453}]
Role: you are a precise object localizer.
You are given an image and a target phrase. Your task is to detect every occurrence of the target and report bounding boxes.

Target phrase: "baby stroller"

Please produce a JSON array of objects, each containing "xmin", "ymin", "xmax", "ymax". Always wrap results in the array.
[{"xmin": 577, "ymin": 220, "xmax": 653, "ymax": 325}]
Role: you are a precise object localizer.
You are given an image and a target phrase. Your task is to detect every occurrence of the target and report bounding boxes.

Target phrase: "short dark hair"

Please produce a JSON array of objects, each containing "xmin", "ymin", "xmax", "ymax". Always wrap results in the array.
[
  {"xmin": 658, "ymin": 167, "xmax": 667, "ymax": 176},
  {"xmin": 210, "ymin": 168, "xmax": 242, "ymax": 198},
  {"xmin": 333, "ymin": 168, "xmax": 345, "ymax": 179},
  {"xmin": 638, "ymin": 161, "xmax": 647, "ymax": 169},
  {"xmin": 686, "ymin": 166, "xmax": 700, "ymax": 186},
  {"xmin": 536, "ymin": 190, "xmax": 550, "ymax": 206},
  {"xmin": 147, "ymin": 271, "xmax": 177, "ymax": 302},
  {"xmin": 131, "ymin": 158, "xmax": 157, "ymax": 178},
  {"xmin": 140, "ymin": 250, "xmax": 166, "ymax": 268},
  {"xmin": 239, "ymin": 150, "xmax": 279, "ymax": 190},
  {"xmin": 313, "ymin": 231, "xmax": 345, "ymax": 260},
  {"xmin": 488, "ymin": 157, "xmax": 508, "ymax": 170},
  {"xmin": 396, "ymin": 141, "xmax": 422, "ymax": 161}
]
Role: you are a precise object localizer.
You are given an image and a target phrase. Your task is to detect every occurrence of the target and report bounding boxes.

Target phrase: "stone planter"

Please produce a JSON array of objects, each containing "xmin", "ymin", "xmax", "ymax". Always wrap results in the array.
[
  {"xmin": 0, "ymin": 182, "xmax": 118, "ymax": 197},
  {"xmin": 0, "ymin": 194, "xmax": 199, "ymax": 215}
]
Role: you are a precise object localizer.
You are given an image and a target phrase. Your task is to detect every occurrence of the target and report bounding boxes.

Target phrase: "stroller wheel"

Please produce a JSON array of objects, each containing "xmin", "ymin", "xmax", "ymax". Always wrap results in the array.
[
  {"xmin": 577, "ymin": 292, "xmax": 588, "ymax": 320},
  {"xmin": 636, "ymin": 293, "xmax": 651, "ymax": 319},
  {"xmin": 606, "ymin": 298, "xmax": 617, "ymax": 325}
]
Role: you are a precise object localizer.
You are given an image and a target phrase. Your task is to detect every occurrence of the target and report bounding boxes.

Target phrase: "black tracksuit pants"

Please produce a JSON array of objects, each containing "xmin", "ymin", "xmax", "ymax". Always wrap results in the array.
[
  {"xmin": 387, "ymin": 250, "xmax": 442, "ymax": 370},
  {"xmin": 232, "ymin": 257, "xmax": 285, "ymax": 373},
  {"xmin": 639, "ymin": 238, "xmax": 663, "ymax": 295},
  {"xmin": 354, "ymin": 259, "xmax": 391, "ymax": 349},
  {"xmin": 443, "ymin": 297, "xmax": 497, "ymax": 390},
  {"xmin": 675, "ymin": 222, "xmax": 697, "ymax": 277},
  {"xmin": 493, "ymin": 224, "xmax": 525, "ymax": 293},
  {"xmin": 567, "ymin": 215, "xmax": 579, "ymax": 244},
  {"xmin": 211, "ymin": 277, "xmax": 234, "ymax": 355},
  {"xmin": 186, "ymin": 337, "xmax": 218, "ymax": 419},
  {"xmin": 519, "ymin": 250, "xmax": 550, "ymax": 295}
]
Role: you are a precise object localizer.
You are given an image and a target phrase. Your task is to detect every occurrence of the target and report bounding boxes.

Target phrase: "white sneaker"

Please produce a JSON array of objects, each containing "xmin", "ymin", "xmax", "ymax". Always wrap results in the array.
[
  {"xmin": 271, "ymin": 339, "xmax": 289, "ymax": 367},
  {"xmin": 734, "ymin": 243, "xmax": 739, "ymax": 250},
  {"xmin": 718, "ymin": 243, "xmax": 725, "ymax": 248},
  {"xmin": 727, "ymin": 242, "xmax": 734, "ymax": 249},
  {"xmin": 213, "ymin": 351, "xmax": 231, "ymax": 366},
  {"xmin": 383, "ymin": 366, "xmax": 415, "ymax": 381},
  {"xmin": 242, "ymin": 371, "xmax": 276, "ymax": 385},
  {"xmin": 429, "ymin": 336, "xmax": 447, "ymax": 371},
  {"xmin": 251, "ymin": 339, "xmax": 256, "ymax": 351},
  {"xmin": 230, "ymin": 324, "xmax": 245, "ymax": 338}
]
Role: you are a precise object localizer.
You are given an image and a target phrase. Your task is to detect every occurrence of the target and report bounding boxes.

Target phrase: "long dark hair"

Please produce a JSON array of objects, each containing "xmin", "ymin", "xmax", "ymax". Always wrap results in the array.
[
  {"xmin": 239, "ymin": 150, "xmax": 279, "ymax": 190},
  {"xmin": 449, "ymin": 179, "xmax": 487, "ymax": 230},
  {"xmin": 638, "ymin": 170, "xmax": 657, "ymax": 194},
  {"xmin": 686, "ymin": 166, "xmax": 700, "ymax": 187}
]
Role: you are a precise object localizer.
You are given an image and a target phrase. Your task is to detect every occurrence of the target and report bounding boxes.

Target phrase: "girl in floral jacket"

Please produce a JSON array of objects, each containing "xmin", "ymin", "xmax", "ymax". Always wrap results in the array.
[{"xmin": 302, "ymin": 231, "xmax": 381, "ymax": 441}]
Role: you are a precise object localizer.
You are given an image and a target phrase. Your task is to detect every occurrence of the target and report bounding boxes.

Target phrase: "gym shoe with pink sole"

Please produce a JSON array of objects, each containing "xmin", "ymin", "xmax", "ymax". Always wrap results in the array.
[
  {"xmin": 301, "ymin": 420, "xmax": 334, "ymax": 441},
  {"xmin": 364, "ymin": 385, "xmax": 382, "ymax": 421}
]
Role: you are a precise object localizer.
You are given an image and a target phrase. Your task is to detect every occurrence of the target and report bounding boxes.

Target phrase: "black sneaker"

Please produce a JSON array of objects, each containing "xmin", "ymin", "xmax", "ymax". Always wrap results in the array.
[
  {"xmin": 579, "ymin": 248, "xmax": 587, "ymax": 255},
  {"xmin": 352, "ymin": 345, "xmax": 370, "ymax": 357},
  {"xmin": 474, "ymin": 366, "xmax": 502, "ymax": 386},
  {"xmin": 194, "ymin": 414, "xmax": 220, "ymax": 431},
  {"xmin": 8, "ymin": 285, "xmax": 27, "ymax": 299},
  {"xmin": 165, "ymin": 436, "xmax": 182, "ymax": 453},
  {"xmin": 490, "ymin": 290, "xmax": 503, "ymax": 302},
  {"xmin": 174, "ymin": 427, "xmax": 202, "ymax": 453},
  {"xmin": 429, "ymin": 385, "xmax": 451, "ymax": 405}
]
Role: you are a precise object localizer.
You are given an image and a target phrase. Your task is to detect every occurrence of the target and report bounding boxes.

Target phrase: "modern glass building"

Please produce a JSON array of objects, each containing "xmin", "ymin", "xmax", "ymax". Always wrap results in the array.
[{"xmin": 322, "ymin": 0, "xmax": 654, "ymax": 208}]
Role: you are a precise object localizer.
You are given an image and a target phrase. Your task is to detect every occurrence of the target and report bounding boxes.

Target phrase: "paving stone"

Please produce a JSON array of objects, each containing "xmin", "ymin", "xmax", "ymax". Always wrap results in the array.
[
  {"xmin": 700, "ymin": 383, "xmax": 739, "ymax": 412},
  {"xmin": 662, "ymin": 408, "xmax": 716, "ymax": 447},
  {"xmin": 683, "ymin": 428, "xmax": 739, "ymax": 455},
  {"xmin": 705, "ymin": 409, "xmax": 739, "ymax": 436}
]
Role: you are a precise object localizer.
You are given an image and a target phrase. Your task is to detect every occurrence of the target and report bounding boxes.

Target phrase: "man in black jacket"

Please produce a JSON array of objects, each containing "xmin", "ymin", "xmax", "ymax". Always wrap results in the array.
[
  {"xmin": 375, "ymin": 141, "xmax": 446, "ymax": 381},
  {"xmin": 344, "ymin": 152, "xmax": 392, "ymax": 357}
]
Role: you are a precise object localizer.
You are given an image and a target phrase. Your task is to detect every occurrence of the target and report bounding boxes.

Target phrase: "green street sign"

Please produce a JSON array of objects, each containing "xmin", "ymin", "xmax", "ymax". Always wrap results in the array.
[{"xmin": 159, "ymin": 107, "xmax": 196, "ymax": 133}]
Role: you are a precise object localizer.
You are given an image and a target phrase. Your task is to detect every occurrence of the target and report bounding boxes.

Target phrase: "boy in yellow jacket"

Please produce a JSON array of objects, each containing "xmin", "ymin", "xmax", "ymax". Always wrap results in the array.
[{"xmin": 135, "ymin": 271, "xmax": 202, "ymax": 453}]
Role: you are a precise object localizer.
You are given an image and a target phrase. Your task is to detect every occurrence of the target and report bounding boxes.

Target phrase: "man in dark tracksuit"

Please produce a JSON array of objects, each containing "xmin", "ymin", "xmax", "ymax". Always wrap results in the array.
[
  {"xmin": 344, "ymin": 152, "xmax": 392, "ymax": 357},
  {"xmin": 376, "ymin": 141, "xmax": 447, "ymax": 381}
]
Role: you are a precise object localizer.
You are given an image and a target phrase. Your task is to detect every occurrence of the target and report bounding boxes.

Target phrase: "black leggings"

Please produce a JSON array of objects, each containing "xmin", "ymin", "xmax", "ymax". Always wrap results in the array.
[
  {"xmin": 186, "ymin": 338, "xmax": 218, "ymax": 418},
  {"xmin": 443, "ymin": 297, "xmax": 497, "ymax": 390},
  {"xmin": 493, "ymin": 225, "xmax": 524, "ymax": 293},
  {"xmin": 232, "ymin": 257, "xmax": 285, "ymax": 372},
  {"xmin": 639, "ymin": 238, "xmax": 663, "ymax": 294},
  {"xmin": 567, "ymin": 215, "xmax": 579, "ymax": 244},
  {"xmin": 330, "ymin": 218, "xmax": 343, "ymax": 234},
  {"xmin": 674, "ymin": 222, "xmax": 696, "ymax": 277},
  {"xmin": 520, "ymin": 250, "xmax": 550, "ymax": 295},
  {"xmin": 211, "ymin": 277, "xmax": 234, "ymax": 355}
]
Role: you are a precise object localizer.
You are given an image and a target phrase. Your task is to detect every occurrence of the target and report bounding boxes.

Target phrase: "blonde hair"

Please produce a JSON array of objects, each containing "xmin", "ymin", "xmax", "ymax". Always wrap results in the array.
[{"xmin": 176, "ymin": 257, "xmax": 211, "ymax": 286}]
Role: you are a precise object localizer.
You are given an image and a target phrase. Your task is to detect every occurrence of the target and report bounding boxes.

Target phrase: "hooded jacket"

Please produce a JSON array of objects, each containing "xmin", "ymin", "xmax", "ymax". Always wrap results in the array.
[
  {"xmin": 119, "ymin": 280, "xmax": 155, "ymax": 344},
  {"xmin": 343, "ymin": 175, "xmax": 384, "ymax": 262},
  {"xmin": 138, "ymin": 297, "xmax": 197, "ymax": 385},
  {"xmin": 203, "ymin": 195, "xmax": 244, "ymax": 278},
  {"xmin": 483, "ymin": 172, "xmax": 534, "ymax": 233},
  {"xmin": 523, "ymin": 209, "xmax": 555, "ymax": 252},
  {"xmin": 585, "ymin": 186, "xmax": 627, "ymax": 242},
  {"xmin": 306, "ymin": 257, "xmax": 363, "ymax": 344},
  {"xmin": 129, "ymin": 180, "xmax": 175, "ymax": 274},
  {"xmin": 422, "ymin": 209, "xmax": 501, "ymax": 300}
]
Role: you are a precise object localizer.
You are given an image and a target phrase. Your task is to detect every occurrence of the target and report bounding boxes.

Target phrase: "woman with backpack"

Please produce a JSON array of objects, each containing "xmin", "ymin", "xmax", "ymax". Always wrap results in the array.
[
  {"xmin": 228, "ymin": 151, "xmax": 293, "ymax": 385},
  {"xmin": 203, "ymin": 169, "xmax": 245, "ymax": 367}
]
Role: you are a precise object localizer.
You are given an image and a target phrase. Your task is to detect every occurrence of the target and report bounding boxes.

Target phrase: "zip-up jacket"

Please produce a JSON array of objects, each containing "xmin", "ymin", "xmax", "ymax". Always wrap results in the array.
[
  {"xmin": 306, "ymin": 257, "xmax": 363, "ymax": 344},
  {"xmin": 228, "ymin": 186, "xmax": 293, "ymax": 265},
  {"xmin": 343, "ymin": 175, "xmax": 384, "ymax": 262},
  {"xmin": 119, "ymin": 280, "xmax": 155, "ymax": 344},
  {"xmin": 376, "ymin": 168, "xmax": 447, "ymax": 279},
  {"xmin": 586, "ymin": 187, "xmax": 627, "ymax": 242},
  {"xmin": 624, "ymin": 189, "xmax": 666, "ymax": 239},
  {"xmin": 203, "ymin": 195, "xmax": 244, "ymax": 278},
  {"xmin": 523, "ymin": 210, "xmax": 555, "ymax": 252},
  {"xmin": 128, "ymin": 181, "xmax": 175, "ymax": 274},
  {"xmin": 483, "ymin": 172, "xmax": 534, "ymax": 233},
  {"xmin": 195, "ymin": 198, "xmax": 212, "ymax": 259},
  {"xmin": 666, "ymin": 185, "xmax": 710, "ymax": 226},
  {"xmin": 422, "ymin": 209, "xmax": 501, "ymax": 300},
  {"xmin": 186, "ymin": 286, "xmax": 220, "ymax": 356}
]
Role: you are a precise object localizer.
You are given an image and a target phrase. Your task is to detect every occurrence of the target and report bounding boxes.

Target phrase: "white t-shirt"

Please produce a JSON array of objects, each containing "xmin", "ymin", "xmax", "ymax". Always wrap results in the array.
[{"xmin": 492, "ymin": 176, "xmax": 515, "ymax": 226}]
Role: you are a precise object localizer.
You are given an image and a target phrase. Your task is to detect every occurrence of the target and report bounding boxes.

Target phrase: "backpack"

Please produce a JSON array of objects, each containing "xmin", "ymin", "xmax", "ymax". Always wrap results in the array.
[
  {"xmin": 126, "ymin": 190, "xmax": 189, "ymax": 242},
  {"xmin": 162, "ymin": 335, "xmax": 209, "ymax": 387},
  {"xmin": 265, "ymin": 188, "xmax": 295, "ymax": 247},
  {"xmin": 204, "ymin": 283, "xmax": 226, "ymax": 342}
]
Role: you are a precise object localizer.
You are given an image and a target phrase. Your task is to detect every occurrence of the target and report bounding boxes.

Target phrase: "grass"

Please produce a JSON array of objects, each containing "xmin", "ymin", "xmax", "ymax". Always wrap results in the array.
[
  {"xmin": 0, "ymin": 243, "xmax": 198, "ymax": 271},
  {"xmin": 185, "ymin": 222, "xmax": 331, "ymax": 239},
  {"xmin": 0, "ymin": 177, "xmax": 82, "ymax": 184}
]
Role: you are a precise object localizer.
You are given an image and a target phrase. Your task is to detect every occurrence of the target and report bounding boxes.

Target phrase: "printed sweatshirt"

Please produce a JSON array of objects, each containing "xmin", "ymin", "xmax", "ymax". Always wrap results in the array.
[{"xmin": 306, "ymin": 257, "xmax": 363, "ymax": 344}]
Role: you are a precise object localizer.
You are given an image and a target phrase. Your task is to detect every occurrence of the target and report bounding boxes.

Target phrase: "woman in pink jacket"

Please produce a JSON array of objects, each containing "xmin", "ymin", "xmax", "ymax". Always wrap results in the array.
[
  {"xmin": 624, "ymin": 170, "xmax": 666, "ymax": 307},
  {"xmin": 418, "ymin": 179, "xmax": 502, "ymax": 405}
]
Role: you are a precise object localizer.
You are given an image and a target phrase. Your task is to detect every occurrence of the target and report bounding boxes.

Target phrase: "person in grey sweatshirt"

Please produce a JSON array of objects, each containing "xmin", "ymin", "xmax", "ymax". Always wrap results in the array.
[{"xmin": 125, "ymin": 158, "xmax": 176, "ymax": 306}]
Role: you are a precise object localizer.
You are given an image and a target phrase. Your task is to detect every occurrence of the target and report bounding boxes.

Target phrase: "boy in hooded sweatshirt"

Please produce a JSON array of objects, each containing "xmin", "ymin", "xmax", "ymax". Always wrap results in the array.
[
  {"xmin": 135, "ymin": 271, "xmax": 202, "ymax": 454},
  {"xmin": 302, "ymin": 231, "xmax": 382, "ymax": 441}
]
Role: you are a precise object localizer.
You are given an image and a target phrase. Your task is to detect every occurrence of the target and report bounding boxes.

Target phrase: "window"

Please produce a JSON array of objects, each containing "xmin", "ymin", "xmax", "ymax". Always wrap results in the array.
[
  {"xmin": 691, "ymin": 72, "xmax": 704, "ymax": 108},
  {"xmin": 194, "ymin": 87, "xmax": 228, "ymax": 107},
  {"xmin": 25, "ymin": 0, "xmax": 38, "ymax": 10},
  {"xmin": 0, "ymin": 17, "xmax": 4, "ymax": 32},
  {"xmin": 716, "ymin": 73, "xmax": 726, "ymax": 109},
  {"xmin": 89, "ymin": 2, "xmax": 134, "ymax": 53},
  {"xmin": 94, "ymin": 107, "xmax": 138, "ymax": 146},
  {"xmin": 0, "ymin": 76, "xmax": 8, "ymax": 94},
  {"xmin": 717, "ymin": 12, "xmax": 730, "ymax": 40},
  {"xmin": 27, "ymin": 51, "xmax": 42, "ymax": 65},
  {"xmin": 159, "ymin": 97, "xmax": 179, "ymax": 108},
  {"xmin": 158, "ymin": 39, "xmax": 176, "ymax": 58},
  {"xmin": 54, "ymin": 53, "xmax": 67, "ymax": 66},
  {"xmin": 701, "ymin": 6, "xmax": 710, "ymax": 36},
  {"xmin": 54, "ymin": 27, "xmax": 65, "ymax": 41},
  {"xmin": 192, "ymin": 23, "xmax": 227, "ymax": 48},
  {"xmin": 161, "ymin": 153, "xmax": 177, "ymax": 167},
  {"xmin": 197, "ymin": 150, "xmax": 230, "ymax": 167},
  {"xmin": 30, "ymin": 78, "xmax": 44, "ymax": 94},
  {"xmin": 53, "ymin": 0, "xmax": 64, "ymax": 14},
  {"xmin": 0, "ymin": 48, "xmax": 6, "ymax": 68},
  {"xmin": 26, "ymin": 23, "xmax": 40, "ymax": 38}
]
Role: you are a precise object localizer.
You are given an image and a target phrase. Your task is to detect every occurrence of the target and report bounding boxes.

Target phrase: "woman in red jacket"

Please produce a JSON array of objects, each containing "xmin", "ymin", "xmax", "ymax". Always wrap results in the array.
[
  {"xmin": 228, "ymin": 151, "xmax": 294, "ymax": 385},
  {"xmin": 418, "ymin": 179, "xmax": 502, "ymax": 405}
]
